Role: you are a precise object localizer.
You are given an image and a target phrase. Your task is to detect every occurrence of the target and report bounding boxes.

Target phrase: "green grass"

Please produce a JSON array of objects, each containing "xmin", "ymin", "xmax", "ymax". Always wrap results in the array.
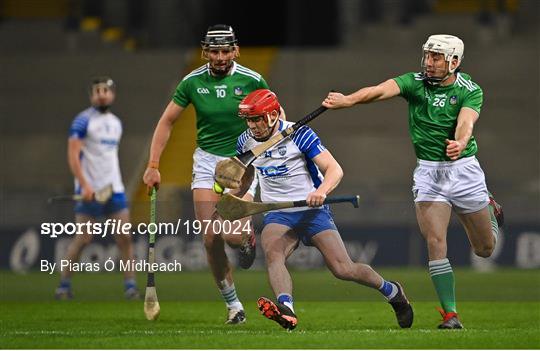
[{"xmin": 1, "ymin": 269, "xmax": 539, "ymax": 349}]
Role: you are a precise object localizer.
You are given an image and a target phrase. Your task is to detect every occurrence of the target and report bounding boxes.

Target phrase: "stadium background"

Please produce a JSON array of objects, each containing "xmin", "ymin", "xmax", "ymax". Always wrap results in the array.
[
  {"xmin": 0, "ymin": 0, "xmax": 538, "ymax": 348},
  {"xmin": 2, "ymin": 0, "xmax": 538, "ymax": 271}
]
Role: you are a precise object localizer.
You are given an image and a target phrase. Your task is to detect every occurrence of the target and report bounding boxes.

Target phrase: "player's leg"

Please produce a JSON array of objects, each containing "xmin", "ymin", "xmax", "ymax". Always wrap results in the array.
[
  {"xmin": 55, "ymin": 213, "xmax": 95, "ymax": 299},
  {"xmin": 257, "ymin": 221, "xmax": 299, "ymax": 330},
  {"xmin": 311, "ymin": 229, "xmax": 413, "ymax": 328},
  {"xmin": 451, "ymin": 158, "xmax": 501, "ymax": 258},
  {"xmin": 236, "ymin": 190, "xmax": 257, "ymax": 269},
  {"xmin": 108, "ymin": 204, "xmax": 140, "ymax": 300},
  {"xmin": 194, "ymin": 188, "xmax": 245, "ymax": 324},
  {"xmin": 456, "ymin": 207, "xmax": 496, "ymax": 258},
  {"xmin": 415, "ymin": 201, "xmax": 462, "ymax": 328},
  {"xmin": 218, "ymin": 173, "xmax": 259, "ymax": 269}
]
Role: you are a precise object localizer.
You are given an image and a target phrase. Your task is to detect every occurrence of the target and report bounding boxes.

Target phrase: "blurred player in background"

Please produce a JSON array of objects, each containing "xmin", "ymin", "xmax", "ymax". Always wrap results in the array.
[
  {"xmin": 235, "ymin": 89, "xmax": 413, "ymax": 330},
  {"xmin": 55, "ymin": 76, "xmax": 139, "ymax": 300},
  {"xmin": 143, "ymin": 24, "xmax": 283, "ymax": 324},
  {"xmin": 323, "ymin": 34, "xmax": 504, "ymax": 329}
]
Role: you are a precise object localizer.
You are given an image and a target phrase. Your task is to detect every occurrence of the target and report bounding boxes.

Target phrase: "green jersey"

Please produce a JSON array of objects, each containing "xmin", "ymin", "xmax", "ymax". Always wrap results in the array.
[
  {"xmin": 393, "ymin": 72, "xmax": 483, "ymax": 161},
  {"xmin": 173, "ymin": 62, "xmax": 269, "ymax": 157}
]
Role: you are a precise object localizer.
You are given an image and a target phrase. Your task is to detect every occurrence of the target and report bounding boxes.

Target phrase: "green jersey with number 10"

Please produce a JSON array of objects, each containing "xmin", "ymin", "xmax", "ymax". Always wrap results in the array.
[
  {"xmin": 393, "ymin": 72, "xmax": 483, "ymax": 161},
  {"xmin": 173, "ymin": 62, "xmax": 269, "ymax": 157}
]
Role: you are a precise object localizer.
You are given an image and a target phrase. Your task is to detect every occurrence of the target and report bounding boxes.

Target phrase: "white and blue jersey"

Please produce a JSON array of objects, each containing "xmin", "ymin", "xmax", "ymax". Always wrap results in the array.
[
  {"xmin": 237, "ymin": 120, "xmax": 326, "ymax": 210},
  {"xmin": 237, "ymin": 120, "xmax": 337, "ymax": 245},
  {"xmin": 69, "ymin": 107, "xmax": 125, "ymax": 194}
]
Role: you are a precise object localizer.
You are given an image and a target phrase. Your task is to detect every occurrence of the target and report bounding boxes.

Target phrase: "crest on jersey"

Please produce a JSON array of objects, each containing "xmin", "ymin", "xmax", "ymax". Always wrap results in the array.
[
  {"xmin": 450, "ymin": 95, "xmax": 458, "ymax": 105},
  {"xmin": 234, "ymin": 87, "xmax": 243, "ymax": 95},
  {"xmin": 278, "ymin": 146, "xmax": 287, "ymax": 156}
]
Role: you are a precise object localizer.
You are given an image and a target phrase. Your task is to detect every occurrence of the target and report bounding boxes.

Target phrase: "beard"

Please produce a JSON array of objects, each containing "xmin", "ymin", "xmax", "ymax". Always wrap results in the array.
[
  {"xmin": 95, "ymin": 105, "xmax": 110, "ymax": 113},
  {"xmin": 209, "ymin": 61, "xmax": 233, "ymax": 76}
]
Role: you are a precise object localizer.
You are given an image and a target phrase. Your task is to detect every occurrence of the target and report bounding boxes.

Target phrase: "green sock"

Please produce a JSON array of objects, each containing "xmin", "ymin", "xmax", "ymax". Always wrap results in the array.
[{"xmin": 429, "ymin": 258, "xmax": 457, "ymax": 313}]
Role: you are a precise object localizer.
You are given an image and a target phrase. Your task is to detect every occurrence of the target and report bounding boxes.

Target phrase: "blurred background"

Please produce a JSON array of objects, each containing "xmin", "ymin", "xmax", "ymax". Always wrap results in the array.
[{"xmin": 1, "ymin": 0, "xmax": 539, "ymax": 273}]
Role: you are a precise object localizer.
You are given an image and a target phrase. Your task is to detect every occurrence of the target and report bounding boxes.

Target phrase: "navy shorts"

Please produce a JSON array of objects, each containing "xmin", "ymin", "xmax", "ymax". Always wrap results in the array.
[
  {"xmin": 262, "ymin": 205, "xmax": 338, "ymax": 246},
  {"xmin": 74, "ymin": 193, "xmax": 128, "ymax": 218}
]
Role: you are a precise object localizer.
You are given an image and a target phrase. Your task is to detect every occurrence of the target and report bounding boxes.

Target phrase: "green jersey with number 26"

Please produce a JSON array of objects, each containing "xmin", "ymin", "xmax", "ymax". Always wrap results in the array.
[
  {"xmin": 393, "ymin": 72, "xmax": 483, "ymax": 161},
  {"xmin": 173, "ymin": 62, "xmax": 269, "ymax": 157}
]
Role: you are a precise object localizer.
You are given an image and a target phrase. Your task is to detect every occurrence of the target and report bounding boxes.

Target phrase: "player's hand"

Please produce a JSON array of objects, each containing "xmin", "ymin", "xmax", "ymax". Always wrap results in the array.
[
  {"xmin": 143, "ymin": 167, "xmax": 161, "ymax": 193},
  {"xmin": 306, "ymin": 190, "xmax": 327, "ymax": 207},
  {"xmin": 322, "ymin": 92, "xmax": 352, "ymax": 109},
  {"xmin": 81, "ymin": 184, "xmax": 94, "ymax": 202},
  {"xmin": 445, "ymin": 139, "xmax": 465, "ymax": 160}
]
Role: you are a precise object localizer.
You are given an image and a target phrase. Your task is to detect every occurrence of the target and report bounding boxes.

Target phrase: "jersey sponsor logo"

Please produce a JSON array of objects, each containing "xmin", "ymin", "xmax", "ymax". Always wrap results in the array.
[
  {"xmin": 100, "ymin": 139, "xmax": 118, "ymax": 146},
  {"xmin": 450, "ymin": 95, "xmax": 458, "ymax": 105},
  {"xmin": 197, "ymin": 88, "xmax": 210, "ymax": 94},
  {"xmin": 234, "ymin": 87, "xmax": 243, "ymax": 95},
  {"xmin": 278, "ymin": 145, "xmax": 287, "ymax": 156},
  {"xmin": 256, "ymin": 164, "xmax": 289, "ymax": 177}
]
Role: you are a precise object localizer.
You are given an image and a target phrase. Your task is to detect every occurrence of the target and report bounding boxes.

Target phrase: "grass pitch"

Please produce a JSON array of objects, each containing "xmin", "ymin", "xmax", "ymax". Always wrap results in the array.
[{"xmin": 1, "ymin": 269, "xmax": 539, "ymax": 349}]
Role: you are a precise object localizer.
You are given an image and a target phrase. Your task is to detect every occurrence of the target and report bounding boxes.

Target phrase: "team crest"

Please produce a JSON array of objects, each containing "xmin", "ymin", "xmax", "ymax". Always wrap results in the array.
[
  {"xmin": 450, "ymin": 95, "xmax": 458, "ymax": 105},
  {"xmin": 278, "ymin": 146, "xmax": 287, "ymax": 156},
  {"xmin": 234, "ymin": 87, "xmax": 243, "ymax": 95}
]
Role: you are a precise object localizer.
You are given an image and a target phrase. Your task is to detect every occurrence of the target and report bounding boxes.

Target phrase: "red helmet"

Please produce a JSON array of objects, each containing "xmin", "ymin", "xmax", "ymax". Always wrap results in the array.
[{"xmin": 238, "ymin": 89, "xmax": 280, "ymax": 118}]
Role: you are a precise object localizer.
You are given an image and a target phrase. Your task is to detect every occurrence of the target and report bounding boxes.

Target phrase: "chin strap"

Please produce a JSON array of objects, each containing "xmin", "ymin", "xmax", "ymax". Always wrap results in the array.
[
  {"xmin": 421, "ymin": 71, "xmax": 455, "ymax": 86},
  {"xmin": 253, "ymin": 120, "xmax": 278, "ymax": 142}
]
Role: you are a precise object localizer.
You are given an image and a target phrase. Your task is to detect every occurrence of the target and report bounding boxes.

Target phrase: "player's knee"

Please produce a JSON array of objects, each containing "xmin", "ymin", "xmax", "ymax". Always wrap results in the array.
[
  {"xmin": 330, "ymin": 263, "xmax": 355, "ymax": 281},
  {"xmin": 426, "ymin": 235, "xmax": 446, "ymax": 250},
  {"xmin": 264, "ymin": 250, "xmax": 286, "ymax": 265},
  {"xmin": 474, "ymin": 242, "xmax": 494, "ymax": 258},
  {"xmin": 203, "ymin": 233, "xmax": 224, "ymax": 251}
]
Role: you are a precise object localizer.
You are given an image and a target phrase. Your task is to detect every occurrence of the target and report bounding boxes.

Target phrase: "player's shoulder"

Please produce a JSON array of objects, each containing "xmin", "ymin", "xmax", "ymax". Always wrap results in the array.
[
  {"xmin": 393, "ymin": 72, "xmax": 424, "ymax": 89},
  {"xmin": 291, "ymin": 123, "xmax": 318, "ymax": 144},
  {"xmin": 454, "ymin": 72, "xmax": 481, "ymax": 92},
  {"xmin": 233, "ymin": 62, "xmax": 263, "ymax": 82},
  {"xmin": 237, "ymin": 129, "xmax": 253, "ymax": 147},
  {"xmin": 72, "ymin": 107, "xmax": 95, "ymax": 123},
  {"xmin": 181, "ymin": 64, "xmax": 208, "ymax": 82}
]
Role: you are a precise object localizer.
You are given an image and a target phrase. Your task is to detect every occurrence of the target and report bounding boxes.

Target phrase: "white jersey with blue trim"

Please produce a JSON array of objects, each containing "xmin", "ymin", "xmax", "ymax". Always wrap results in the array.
[
  {"xmin": 69, "ymin": 107, "xmax": 125, "ymax": 193},
  {"xmin": 237, "ymin": 120, "xmax": 326, "ymax": 211}
]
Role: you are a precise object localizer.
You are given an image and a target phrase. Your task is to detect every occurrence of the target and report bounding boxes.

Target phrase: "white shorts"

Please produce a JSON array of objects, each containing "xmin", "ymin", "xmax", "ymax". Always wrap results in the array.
[
  {"xmin": 412, "ymin": 156, "xmax": 489, "ymax": 214},
  {"xmin": 191, "ymin": 147, "xmax": 258, "ymax": 197}
]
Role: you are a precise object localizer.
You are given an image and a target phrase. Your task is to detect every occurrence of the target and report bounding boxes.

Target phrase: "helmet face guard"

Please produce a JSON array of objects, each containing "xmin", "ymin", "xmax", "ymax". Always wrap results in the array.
[
  {"xmin": 201, "ymin": 24, "xmax": 238, "ymax": 75},
  {"xmin": 420, "ymin": 34, "xmax": 464, "ymax": 85},
  {"xmin": 201, "ymin": 24, "xmax": 238, "ymax": 49}
]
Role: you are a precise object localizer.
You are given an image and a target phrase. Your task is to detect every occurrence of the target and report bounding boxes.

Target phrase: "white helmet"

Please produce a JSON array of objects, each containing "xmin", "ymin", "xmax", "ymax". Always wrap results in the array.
[{"xmin": 421, "ymin": 34, "xmax": 464, "ymax": 83}]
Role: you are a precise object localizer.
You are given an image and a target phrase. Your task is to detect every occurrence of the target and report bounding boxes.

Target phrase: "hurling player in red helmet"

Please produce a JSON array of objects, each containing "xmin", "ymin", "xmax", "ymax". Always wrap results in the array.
[{"xmin": 235, "ymin": 89, "xmax": 413, "ymax": 330}]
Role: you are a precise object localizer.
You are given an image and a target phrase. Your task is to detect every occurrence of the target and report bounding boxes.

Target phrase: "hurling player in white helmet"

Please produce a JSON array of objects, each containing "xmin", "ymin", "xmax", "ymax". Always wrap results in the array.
[{"xmin": 323, "ymin": 34, "xmax": 504, "ymax": 329}]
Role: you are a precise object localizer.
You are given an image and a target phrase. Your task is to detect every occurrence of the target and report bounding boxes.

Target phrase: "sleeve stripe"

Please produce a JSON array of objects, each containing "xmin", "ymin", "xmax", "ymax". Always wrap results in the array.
[
  {"xmin": 298, "ymin": 131, "xmax": 316, "ymax": 150},
  {"xmin": 302, "ymin": 138, "xmax": 317, "ymax": 152}
]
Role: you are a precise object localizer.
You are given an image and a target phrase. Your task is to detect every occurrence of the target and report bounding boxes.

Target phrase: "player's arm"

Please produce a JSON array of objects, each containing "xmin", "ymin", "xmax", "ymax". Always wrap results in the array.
[
  {"xmin": 445, "ymin": 107, "xmax": 479, "ymax": 160},
  {"xmin": 322, "ymin": 79, "xmax": 400, "ymax": 109},
  {"xmin": 67, "ymin": 137, "xmax": 93, "ymax": 201},
  {"xmin": 143, "ymin": 101, "xmax": 184, "ymax": 188},
  {"xmin": 306, "ymin": 150, "xmax": 344, "ymax": 207}
]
